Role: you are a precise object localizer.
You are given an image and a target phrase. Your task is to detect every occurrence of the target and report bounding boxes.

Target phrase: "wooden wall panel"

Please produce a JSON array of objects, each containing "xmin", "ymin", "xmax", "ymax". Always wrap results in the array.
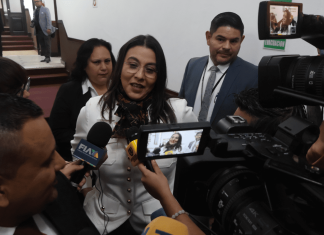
[{"xmin": 58, "ymin": 20, "xmax": 84, "ymax": 73}]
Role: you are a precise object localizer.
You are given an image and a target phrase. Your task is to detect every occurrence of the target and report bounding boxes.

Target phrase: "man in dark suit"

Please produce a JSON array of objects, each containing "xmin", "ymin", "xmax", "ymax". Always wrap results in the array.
[
  {"xmin": 179, "ymin": 12, "xmax": 258, "ymax": 125},
  {"xmin": 188, "ymin": 131, "xmax": 202, "ymax": 152},
  {"xmin": 0, "ymin": 94, "xmax": 99, "ymax": 235}
]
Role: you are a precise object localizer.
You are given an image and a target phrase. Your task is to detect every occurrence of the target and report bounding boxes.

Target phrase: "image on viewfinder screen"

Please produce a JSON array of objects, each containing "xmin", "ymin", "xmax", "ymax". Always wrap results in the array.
[
  {"xmin": 269, "ymin": 5, "xmax": 298, "ymax": 35},
  {"xmin": 145, "ymin": 129, "xmax": 203, "ymax": 157}
]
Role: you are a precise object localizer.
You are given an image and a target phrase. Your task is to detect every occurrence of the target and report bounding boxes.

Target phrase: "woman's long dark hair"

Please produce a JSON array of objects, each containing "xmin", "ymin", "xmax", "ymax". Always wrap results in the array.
[
  {"xmin": 164, "ymin": 133, "xmax": 182, "ymax": 152},
  {"xmin": 0, "ymin": 57, "xmax": 27, "ymax": 95},
  {"xmin": 100, "ymin": 35, "xmax": 176, "ymax": 124},
  {"xmin": 70, "ymin": 38, "xmax": 116, "ymax": 83}
]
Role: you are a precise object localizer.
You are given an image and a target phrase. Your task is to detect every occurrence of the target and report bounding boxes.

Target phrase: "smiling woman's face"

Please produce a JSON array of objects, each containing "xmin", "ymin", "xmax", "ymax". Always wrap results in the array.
[
  {"xmin": 120, "ymin": 46, "xmax": 157, "ymax": 101},
  {"xmin": 169, "ymin": 133, "xmax": 180, "ymax": 145}
]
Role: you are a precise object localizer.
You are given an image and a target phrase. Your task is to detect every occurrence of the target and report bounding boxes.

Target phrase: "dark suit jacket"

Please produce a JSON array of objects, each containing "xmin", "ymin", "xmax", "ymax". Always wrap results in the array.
[
  {"xmin": 49, "ymin": 80, "xmax": 92, "ymax": 161},
  {"xmin": 43, "ymin": 171, "xmax": 99, "ymax": 235},
  {"xmin": 179, "ymin": 56, "xmax": 258, "ymax": 125}
]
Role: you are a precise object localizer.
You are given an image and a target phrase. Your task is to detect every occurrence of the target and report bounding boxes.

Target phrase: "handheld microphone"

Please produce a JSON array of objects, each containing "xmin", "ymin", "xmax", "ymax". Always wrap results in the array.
[
  {"xmin": 141, "ymin": 216, "xmax": 188, "ymax": 235},
  {"xmin": 126, "ymin": 126, "xmax": 139, "ymax": 165},
  {"xmin": 152, "ymin": 147, "xmax": 161, "ymax": 154},
  {"xmin": 126, "ymin": 126, "xmax": 154, "ymax": 172},
  {"xmin": 70, "ymin": 122, "xmax": 112, "ymax": 187}
]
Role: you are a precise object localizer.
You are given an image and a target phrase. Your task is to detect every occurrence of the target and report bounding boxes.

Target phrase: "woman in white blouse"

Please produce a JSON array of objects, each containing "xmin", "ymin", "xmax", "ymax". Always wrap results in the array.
[{"xmin": 71, "ymin": 35, "xmax": 197, "ymax": 234}]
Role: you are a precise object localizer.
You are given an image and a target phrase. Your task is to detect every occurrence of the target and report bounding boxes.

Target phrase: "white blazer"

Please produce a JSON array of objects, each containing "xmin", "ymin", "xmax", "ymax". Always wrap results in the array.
[{"xmin": 71, "ymin": 96, "xmax": 197, "ymax": 234}]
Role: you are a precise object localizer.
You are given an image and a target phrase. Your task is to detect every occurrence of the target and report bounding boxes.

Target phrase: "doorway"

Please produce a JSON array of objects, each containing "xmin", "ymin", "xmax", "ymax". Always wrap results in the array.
[{"xmin": 6, "ymin": 0, "xmax": 27, "ymax": 35}]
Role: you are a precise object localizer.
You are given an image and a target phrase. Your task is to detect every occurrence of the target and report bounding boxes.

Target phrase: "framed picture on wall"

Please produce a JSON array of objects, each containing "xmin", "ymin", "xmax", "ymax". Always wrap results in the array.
[{"xmin": 93, "ymin": 0, "xmax": 97, "ymax": 8}]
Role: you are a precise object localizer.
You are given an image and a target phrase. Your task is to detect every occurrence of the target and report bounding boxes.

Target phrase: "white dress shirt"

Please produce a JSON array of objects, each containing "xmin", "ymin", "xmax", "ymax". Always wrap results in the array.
[
  {"xmin": 81, "ymin": 78, "xmax": 99, "ymax": 97},
  {"xmin": 0, "ymin": 213, "xmax": 59, "ymax": 235},
  {"xmin": 193, "ymin": 56, "xmax": 230, "ymax": 121}
]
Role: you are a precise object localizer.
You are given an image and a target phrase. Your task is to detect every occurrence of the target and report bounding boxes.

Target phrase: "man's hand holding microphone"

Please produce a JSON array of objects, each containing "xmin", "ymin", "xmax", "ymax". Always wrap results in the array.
[{"xmin": 60, "ymin": 122, "xmax": 112, "ymax": 195}]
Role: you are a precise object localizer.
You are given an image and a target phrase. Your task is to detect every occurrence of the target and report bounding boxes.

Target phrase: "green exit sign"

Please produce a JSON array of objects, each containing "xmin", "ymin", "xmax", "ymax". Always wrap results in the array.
[{"xmin": 264, "ymin": 39, "xmax": 286, "ymax": 50}]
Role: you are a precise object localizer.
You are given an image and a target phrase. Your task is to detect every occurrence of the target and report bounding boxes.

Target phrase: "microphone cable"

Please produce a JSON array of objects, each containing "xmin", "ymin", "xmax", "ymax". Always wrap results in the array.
[{"xmin": 95, "ymin": 168, "xmax": 109, "ymax": 235}]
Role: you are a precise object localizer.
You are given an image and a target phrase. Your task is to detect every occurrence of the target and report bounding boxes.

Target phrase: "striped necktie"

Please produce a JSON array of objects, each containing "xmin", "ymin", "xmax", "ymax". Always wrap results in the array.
[{"xmin": 198, "ymin": 66, "xmax": 219, "ymax": 121}]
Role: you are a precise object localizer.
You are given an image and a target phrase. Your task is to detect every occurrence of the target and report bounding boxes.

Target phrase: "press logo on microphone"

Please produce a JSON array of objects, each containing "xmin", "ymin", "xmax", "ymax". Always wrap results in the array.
[
  {"xmin": 128, "ymin": 147, "xmax": 135, "ymax": 157},
  {"xmin": 78, "ymin": 143, "xmax": 99, "ymax": 158},
  {"xmin": 126, "ymin": 139, "xmax": 138, "ymax": 166}
]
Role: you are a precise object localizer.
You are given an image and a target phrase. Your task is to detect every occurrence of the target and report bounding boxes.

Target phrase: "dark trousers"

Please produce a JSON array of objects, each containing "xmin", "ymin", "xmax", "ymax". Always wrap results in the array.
[{"xmin": 36, "ymin": 31, "xmax": 51, "ymax": 58}]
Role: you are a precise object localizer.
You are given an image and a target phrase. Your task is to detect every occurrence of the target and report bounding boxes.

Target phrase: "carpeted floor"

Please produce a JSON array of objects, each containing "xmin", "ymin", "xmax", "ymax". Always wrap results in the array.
[{"xmin": 29, "ymin": 85, "xmax": 61, "ymax": 118}]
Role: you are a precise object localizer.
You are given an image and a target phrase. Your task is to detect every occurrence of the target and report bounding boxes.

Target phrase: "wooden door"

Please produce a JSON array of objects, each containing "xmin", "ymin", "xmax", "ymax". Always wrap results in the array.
[{"xmin": 6, "ymin": 0, "xmax": 27, "ymax": 35}]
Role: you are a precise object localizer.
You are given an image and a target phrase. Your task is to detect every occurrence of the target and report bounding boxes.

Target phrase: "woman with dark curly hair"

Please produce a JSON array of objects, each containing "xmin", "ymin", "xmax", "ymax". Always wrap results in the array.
[
  {"xmin": 50, "ymin": 38, "xmax": 116, "ymax": 161},
  {"xmin": 71, "ymin": 35, "xmax": 197, "ymax": 234}
]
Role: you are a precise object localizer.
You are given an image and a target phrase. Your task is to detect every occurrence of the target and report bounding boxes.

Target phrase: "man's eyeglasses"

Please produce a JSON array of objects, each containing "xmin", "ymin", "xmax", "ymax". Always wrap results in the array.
[
  {"xmin": 17, "ymin": 77, "xmax": 31, "ymax": 97},
  {"xmin": 124, "ymin": 62, "xmax": 157, "ymax": 79}
]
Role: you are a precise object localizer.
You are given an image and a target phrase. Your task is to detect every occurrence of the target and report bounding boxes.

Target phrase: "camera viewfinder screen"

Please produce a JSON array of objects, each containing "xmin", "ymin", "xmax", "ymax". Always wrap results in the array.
[
  {"xmin": 146, "ymin": 129, "xmax": 203, "ymax": 157},
  {"xmin": 270, "ymin": 5, "xmax": 298, "ymax": 36}
]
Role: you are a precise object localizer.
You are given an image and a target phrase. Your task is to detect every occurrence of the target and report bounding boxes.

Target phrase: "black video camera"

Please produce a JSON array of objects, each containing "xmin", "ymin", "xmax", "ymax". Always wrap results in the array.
[
  {"xmin": 174, "ymin": 115, "xmax": 324, "ymax": 235},
  {"xmin": 258, "ymin": 1, "xmax": 324, "ymax": 108},
  {"xmin": 172, "ymin": 1, "xmax": 324, "ymax": 235}
]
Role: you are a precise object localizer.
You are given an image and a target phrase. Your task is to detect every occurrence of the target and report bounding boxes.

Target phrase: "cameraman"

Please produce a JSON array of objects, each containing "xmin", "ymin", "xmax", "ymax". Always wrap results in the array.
[
  {"xmin": 138, "ymin": 160, "xmax": 205, "ymax": 235},
  {"xmin": 233, "ymin": 88, "xmax": 306, "ymax": 136}
]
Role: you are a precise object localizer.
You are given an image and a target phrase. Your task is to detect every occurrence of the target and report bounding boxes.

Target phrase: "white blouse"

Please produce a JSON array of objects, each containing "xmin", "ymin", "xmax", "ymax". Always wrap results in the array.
[{"xmin": 71, "ymin": 96, "xmax": 198, "ymax": 234}]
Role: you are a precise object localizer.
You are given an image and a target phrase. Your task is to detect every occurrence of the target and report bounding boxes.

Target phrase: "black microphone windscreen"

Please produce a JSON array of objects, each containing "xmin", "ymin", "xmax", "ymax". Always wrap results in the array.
[
  {"xmin": 153, "ymin": 147, "xmax": 161, "ymax": 154},
  {"xmin": 87, "ymin": 122, "xmax": 112, "ymax": 148},
  {"xmin": 78, "ymin": 227, "xmax": 100, "ymax": 235},
  {"xmin": 127, "ymin": 126, "xmax": 139, "ymax": 142}
]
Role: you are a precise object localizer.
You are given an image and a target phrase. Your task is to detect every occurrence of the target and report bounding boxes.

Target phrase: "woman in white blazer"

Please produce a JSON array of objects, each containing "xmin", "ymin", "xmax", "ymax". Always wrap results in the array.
[{"xmin": 71, "ymin": 35, "xmax": 197, "ymax": 234}]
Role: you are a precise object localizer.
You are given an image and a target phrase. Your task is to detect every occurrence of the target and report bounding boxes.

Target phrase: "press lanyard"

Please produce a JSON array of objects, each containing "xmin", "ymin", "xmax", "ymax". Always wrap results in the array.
[{"xmin": 200, "ymin": 64, "xmax": 229, "ymax": 104}]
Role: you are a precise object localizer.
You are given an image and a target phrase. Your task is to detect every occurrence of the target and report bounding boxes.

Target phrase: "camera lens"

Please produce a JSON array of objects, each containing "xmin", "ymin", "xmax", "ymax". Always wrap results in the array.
[
  {"xmin": 207, "ymin": 166, "xmax": 283, "ymax": 234},
  {"xmin": 287, "ymin": 56, "xmax": 324, "ymax": 97},
  {"xmin": 207, "ymin": 166, "xmax": 261, "ymax": 221}
]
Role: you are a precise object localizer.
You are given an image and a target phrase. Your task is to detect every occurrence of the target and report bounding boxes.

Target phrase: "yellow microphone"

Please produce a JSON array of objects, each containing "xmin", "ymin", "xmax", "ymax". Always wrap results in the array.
[
  {"xmin": 164, "ymin": 150, "xmax": 174, "ymax": 155},
  {"xmin": 126, "ymin": 139, "xmax": 138, "ymax": 161},
  {"xmin": 126, "ymin": 127, "xmax": 140, "ymax": 166},
  {"xmin": 141, "ymin": 216, "xmax": 188, "ymax": 235}
]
